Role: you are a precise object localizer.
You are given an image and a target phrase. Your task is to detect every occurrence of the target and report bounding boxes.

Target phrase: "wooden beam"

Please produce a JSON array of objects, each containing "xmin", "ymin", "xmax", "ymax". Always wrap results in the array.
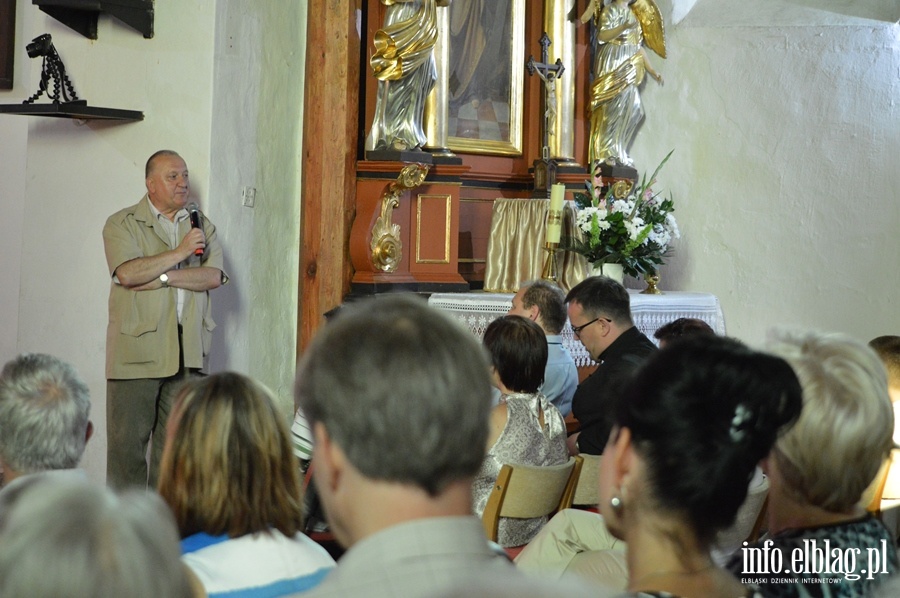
[{"xmin": 298, "ymin": 0, "xmax": 360, "ymax": 354}]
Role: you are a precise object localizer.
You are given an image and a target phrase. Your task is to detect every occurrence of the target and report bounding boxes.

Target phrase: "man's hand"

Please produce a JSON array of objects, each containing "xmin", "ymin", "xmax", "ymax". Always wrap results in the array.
[{"xmin": 177, "ymin": 227, "xmax": 206, "ymax": 260}]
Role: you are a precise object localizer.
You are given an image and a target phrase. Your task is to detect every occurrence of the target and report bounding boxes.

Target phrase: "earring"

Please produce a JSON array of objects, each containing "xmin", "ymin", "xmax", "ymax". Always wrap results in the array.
[{"xmin": 610, "ymin": 494, "xmax": 623, "ymax": 512}]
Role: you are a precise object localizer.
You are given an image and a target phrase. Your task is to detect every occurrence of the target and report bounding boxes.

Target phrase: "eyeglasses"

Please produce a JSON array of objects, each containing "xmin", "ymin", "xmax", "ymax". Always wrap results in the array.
[{"xmin": 571, "ymin": 317, "xmax": 610, "ymax": 338}]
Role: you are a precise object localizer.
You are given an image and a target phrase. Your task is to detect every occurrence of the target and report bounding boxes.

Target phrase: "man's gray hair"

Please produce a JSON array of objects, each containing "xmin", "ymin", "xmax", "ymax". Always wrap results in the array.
[
  {"xmin": 0, "ymin": 353, "xmax": 91, "ymax": 474},
  {"xmin": 0, "ymin": 476, "xmax": 193, "ymax": 598},
  {"xmin": 295, "ymin": 294, "xmax": 492, "ymax": 496}
]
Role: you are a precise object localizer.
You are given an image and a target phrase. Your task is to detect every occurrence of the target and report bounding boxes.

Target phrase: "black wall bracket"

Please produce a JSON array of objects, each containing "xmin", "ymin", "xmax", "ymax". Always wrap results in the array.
[{"xmin": 32, "ymin": 0, "xmax": 154, "ymax": 40}]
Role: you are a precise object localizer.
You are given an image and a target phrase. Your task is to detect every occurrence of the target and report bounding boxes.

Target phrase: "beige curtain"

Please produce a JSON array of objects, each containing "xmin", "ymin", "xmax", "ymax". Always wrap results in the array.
[{"xmin": 484, "ymin": 198, "xmax": 588, "ymax": 293}]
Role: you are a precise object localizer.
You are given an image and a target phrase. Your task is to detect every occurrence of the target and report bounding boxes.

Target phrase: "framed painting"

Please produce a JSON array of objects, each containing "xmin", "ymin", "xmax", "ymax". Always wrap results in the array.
[
  {"xmin": 445, "ymin": 0, "xmax": 524, "ymax": 156},
  {"xmin": 0, "ymin": 0, "xmax": 15, "ymax": 90}
]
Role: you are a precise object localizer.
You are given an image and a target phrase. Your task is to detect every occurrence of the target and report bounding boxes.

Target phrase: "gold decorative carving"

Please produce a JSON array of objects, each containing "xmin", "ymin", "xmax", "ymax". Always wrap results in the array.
[
  {"xmin": 371, "ymin": 163, "xmax": 430, "ymax": 272},
  {"xmin": 611, "ymin": 179, "xmax": 633, "ymax": 199}
]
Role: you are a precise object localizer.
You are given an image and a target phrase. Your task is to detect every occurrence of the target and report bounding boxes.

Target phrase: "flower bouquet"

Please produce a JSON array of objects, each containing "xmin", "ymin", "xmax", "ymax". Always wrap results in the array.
[{"xmin": 561, "ymin": 151, "xmax": 680, "ymax": 279}]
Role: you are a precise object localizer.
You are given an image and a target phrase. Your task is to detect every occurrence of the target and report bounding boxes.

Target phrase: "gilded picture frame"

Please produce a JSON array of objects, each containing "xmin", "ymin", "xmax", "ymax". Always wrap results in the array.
[
  {"xmin": 444, "ymin": 0, "xmax": 524, "ymax": 156},
  {"xmin": 0, "ymin": 0, "xmax": 15, "ymax": 90}
]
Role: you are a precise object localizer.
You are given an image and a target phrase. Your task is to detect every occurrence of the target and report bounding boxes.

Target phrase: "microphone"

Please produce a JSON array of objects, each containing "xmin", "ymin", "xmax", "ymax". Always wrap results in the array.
[{"xmin": 187, "ymin": 202, "xmax": 203, "ymax": 256}]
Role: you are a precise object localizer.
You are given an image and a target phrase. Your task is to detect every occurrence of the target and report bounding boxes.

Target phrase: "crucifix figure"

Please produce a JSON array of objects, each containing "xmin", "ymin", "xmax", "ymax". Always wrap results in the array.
[{"xmin": 527, "ymin": 32, "xmax": 565, "ymax": 161}]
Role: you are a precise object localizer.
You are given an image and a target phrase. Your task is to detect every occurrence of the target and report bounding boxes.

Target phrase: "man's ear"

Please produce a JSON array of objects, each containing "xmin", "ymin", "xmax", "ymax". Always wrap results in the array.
[
  {"xmin": 312, "ymin": 422, "xmax": 346, "ymax": 493},
  {"xmin": 84, "ymin": 420, "xmax": 94, "ymax": 445},
  {"xmin": 527, "ymin": 304, "xmax": 540, "ymax": 322}
]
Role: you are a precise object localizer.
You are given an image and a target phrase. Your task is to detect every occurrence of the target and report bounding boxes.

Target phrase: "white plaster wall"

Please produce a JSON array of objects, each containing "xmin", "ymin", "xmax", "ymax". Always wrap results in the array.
[
  {"xmin": 0, "ymin": 2, "xmax": 30, "ymax": 369},
  {"xmin": 630, "ymin": 4, "xmax": 900, "ymax": 345},
  {"xmin": 207, "ymin": 0, "xmax": 307, "ymax": 416}
]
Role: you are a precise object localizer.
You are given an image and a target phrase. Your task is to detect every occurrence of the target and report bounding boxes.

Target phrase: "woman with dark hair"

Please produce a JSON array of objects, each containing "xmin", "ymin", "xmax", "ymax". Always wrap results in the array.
[
  {"xmin": 158, "ymin": 372, "xmax": 335, "ymax": 597},
  {"xmin": 472, "ymin": 316, "xmax": 568, "ymax": 547},
  {"xmin": 597, "ymin": 336, "xmax": 803, "ymax": 597}
]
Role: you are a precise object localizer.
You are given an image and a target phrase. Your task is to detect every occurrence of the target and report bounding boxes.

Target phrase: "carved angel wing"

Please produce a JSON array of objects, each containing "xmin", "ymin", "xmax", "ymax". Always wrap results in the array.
[{"xmin": 631, "ymin": 0, "xmax": 666, "ymax": 59}]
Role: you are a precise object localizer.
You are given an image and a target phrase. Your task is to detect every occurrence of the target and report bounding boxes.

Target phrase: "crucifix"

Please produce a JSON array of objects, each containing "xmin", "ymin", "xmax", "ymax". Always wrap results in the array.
[{"xmin": 527, "ymin": 32, "xmax": 565, "ymax": 194}]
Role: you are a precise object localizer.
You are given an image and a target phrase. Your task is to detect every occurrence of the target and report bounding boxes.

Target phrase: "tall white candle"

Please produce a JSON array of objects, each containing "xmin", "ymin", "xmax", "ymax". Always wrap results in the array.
[{"xmin": 546, "ymin": 183, "xmax": 565, "ymax": 243}]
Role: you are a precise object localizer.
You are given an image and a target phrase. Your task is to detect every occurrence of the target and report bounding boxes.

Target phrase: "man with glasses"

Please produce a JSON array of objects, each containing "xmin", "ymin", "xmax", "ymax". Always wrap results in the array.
[{"xmin": 565, "ymin": 276, "xmax": 656, "ymax": 455}]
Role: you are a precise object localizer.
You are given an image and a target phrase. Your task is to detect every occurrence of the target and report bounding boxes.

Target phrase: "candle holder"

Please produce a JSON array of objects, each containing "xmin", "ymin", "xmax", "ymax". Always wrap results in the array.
[
  {"xmin": 541, "ymin": 242, "xmax": 559, "ymax": 282},
  {"xmin": 641, "ymin": 272, "xmax": 663, "ymax": 294}
]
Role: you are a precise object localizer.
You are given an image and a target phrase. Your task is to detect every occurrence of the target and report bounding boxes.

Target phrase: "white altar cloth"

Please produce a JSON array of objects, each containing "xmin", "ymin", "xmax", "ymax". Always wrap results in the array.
[{"xmin": 428, "ymin": 290, "xmax": 726, "ymax": 367}]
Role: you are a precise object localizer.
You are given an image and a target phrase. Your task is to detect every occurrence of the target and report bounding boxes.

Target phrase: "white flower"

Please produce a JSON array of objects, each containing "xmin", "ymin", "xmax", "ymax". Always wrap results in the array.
[
  {"xmin": 611, "ymin": 199, "xmax": 634, "ymax": 215},
  {"xmin": 665, "ymin": 213, "xmax": 681, "ymax": 239},
  {"xmin": 647, "ymin": 224, "xmax": 671, "ymax": 248},
  {"xmin": 576, "ymin": 207, "xmax": 609, "ymax": 234},
  {"xmin": 623, "ymin": 216, "xmax": 645, "ymax": 241}
]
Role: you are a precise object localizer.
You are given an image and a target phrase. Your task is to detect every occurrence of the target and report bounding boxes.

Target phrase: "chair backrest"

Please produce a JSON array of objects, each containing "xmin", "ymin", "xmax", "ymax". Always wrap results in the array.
[
  {"xmin": 571, "ymin": 453, "xmax": 602, "ymax": 506},
  {"xmin": 863, "ymin": 455, "xmax": 893, "ymax": 518},
  {"xmin": 482, "ymin": 456, "xmax": 582, "ymax": 543}
]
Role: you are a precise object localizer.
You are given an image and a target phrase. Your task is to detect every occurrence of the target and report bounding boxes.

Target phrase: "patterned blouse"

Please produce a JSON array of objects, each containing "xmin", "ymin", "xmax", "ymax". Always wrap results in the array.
[
  {"xmin": 471, "ymin": 392, "xmax": 568, "ymax": 547},
  {"xmin": 725, "ymin": 515, "xmax": 899, "ymax": 597}
]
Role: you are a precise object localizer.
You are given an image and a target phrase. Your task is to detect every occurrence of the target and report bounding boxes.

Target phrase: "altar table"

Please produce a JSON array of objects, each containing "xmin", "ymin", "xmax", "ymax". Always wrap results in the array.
[{"xmin": 428, "ymin": 290, "xmax": 726, "ymax": 367}]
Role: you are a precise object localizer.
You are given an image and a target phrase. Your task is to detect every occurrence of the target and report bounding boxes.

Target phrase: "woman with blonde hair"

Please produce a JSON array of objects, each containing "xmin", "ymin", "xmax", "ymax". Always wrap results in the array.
[
  {"xmin": 727, "ymin": 331, "xmax": 899, "ymax": 596},
  {"xmin": 158, "ymin": 372, "xmax": 334, "ymax": 597}
]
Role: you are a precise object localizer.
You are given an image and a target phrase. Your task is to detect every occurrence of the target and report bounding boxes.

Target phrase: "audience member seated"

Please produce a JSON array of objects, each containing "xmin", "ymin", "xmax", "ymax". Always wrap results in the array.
[
  {"xmin": 566, "ymin": 276, "xmax": 657, "ymax": 455},
  {"xmin": 507, "ymin": 280, "xmax": 579, "ymax": 416},
  {"xmin": 293, "ymin": 295, "xmax": 519, "ymax": 597},
  {"xmin": 0, "ymin": 475, "xmax": 195, "ymax": 598},
  {"xmin": 653, "ymin": 317, "xmax": 715, "ymax": 348},
  {"xmin": 726, "ymin": 330, "xmax": 899, "ymax": 596},
  {"xmin": 158, "ymin": 372, "xmax": 335, "ymax": 597},
  {"xmin": 0, "ymin": 353, "xmax": 92, "ymax": 493},
  {"xmin": 472, "ymin": 315, "xmax": 569, "ymax": 547},
  {"xmin": 517, "ymin": 336, "xmax": 802, "ymax": 597}
]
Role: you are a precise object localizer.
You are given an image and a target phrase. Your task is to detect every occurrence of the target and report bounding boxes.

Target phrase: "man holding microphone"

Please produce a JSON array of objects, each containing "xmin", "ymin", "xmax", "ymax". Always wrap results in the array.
[{"xmin": 103, "ymin": 150, "xmax": 226, "ymax": 489}]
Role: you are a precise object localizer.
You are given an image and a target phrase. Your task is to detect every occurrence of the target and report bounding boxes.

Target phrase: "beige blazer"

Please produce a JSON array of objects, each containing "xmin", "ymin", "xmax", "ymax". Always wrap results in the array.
[{"xmin": 103, "ymin": 195, "xmax": 224, "ymax": 380}]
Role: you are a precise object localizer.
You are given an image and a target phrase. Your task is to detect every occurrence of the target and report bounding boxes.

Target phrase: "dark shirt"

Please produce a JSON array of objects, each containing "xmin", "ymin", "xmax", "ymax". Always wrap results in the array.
[{"xmin": 571, "ymin": 326, "xmax": 657, "ymax": 454}]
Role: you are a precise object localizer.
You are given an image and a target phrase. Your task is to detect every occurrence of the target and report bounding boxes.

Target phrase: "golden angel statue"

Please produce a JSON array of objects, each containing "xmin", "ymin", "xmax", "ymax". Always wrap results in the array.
[
  {"xmin": 366, "ymin": 0, "xmax": 451, "ymax": 153},
  {"xmin": 581, "ymin": 0, "xmax": 666, "ymax": 167}
]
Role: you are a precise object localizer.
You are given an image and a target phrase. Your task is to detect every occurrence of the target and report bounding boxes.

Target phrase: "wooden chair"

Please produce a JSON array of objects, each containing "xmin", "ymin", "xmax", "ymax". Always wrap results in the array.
[
  {"xmin": 747, "ymin": 496, "xmax": 769, "ymax": 543},
  {"xmin": 864, "ymin": 456, "xmax": 893, "ymax": 519},
  {"xmin": 481, "ymin": 455, "xmax": 583, "ymax": 545},
  {"xmin": 571, "ymin": 453, "xmax": 602, "ymax": 508}
]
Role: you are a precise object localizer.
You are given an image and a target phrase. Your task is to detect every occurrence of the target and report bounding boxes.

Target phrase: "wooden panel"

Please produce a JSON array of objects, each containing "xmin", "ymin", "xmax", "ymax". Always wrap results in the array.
[
  {"xmin": 298, "ymin": 0, "xmax": 360, "ymax": 352},
  {"xmin": 352, "ymin": 162, "xmax": 466, "ymax": 288},
  {"xmin": 415, "ymin": 194, "xmax": 451, "ymax": 264},
  {"xmin": 0, "ymin": 0, "xmax": 15, "ymax": 89}
]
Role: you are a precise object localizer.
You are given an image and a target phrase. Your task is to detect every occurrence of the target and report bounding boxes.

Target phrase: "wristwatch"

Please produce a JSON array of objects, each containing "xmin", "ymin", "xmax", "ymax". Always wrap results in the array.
[{"xmin": 159, "ymin": 273, "xmax": 169, "ymax": 288}]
